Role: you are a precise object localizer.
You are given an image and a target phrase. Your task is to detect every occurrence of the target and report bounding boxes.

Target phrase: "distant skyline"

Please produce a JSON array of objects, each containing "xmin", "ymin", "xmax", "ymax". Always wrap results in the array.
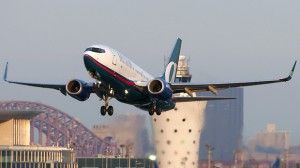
[{"xmin": 0, "ymin": 1, "xmax": 299, "ymax": 144}]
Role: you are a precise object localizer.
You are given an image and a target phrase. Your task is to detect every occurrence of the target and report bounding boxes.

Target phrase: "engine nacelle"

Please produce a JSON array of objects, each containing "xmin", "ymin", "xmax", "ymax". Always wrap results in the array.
[
  {"xmin": 147, "ymin": 79, "xmax": 173, "ymax": 100},
  {"xmin": 66, "ymin": 79, "xmax": 91, "ymax": 101}
]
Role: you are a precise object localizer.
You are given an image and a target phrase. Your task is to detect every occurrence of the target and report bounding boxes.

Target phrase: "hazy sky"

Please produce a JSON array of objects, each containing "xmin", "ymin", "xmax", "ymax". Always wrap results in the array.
[{"xmin": 0, "ymin": 1, "xmax": 299, "ymax": 144}]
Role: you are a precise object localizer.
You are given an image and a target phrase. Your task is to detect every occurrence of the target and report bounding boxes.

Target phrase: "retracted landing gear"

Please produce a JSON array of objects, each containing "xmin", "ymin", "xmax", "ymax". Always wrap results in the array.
[{"xmin": 100, "ymin": 96, "xmax": 114, "ymax": 116}]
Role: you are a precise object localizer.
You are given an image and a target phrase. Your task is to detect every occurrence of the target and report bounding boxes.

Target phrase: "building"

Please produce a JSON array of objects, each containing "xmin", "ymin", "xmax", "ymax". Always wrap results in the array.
[
  {"xmin": 199, "ymin": 88, "xmax": 244, "ymax": 161},
  {"xmin": 248, "ymin": 124, "xmax": 290, "ymax": 161},
  {"xmin": 0, "ymin": 145, "xmax": 77, "ymax": 168},
  {"xmin": 0, "ymin": 105, "xmax": 77, "ymax": 168},
  {"xmin": 92, "ymin": 113, "xmax": 151, "ymax": 157},
  {"xmin": 255, "ymin": 124, "xmax": 289, "ymax": 149},
  {"xmin": 77, "ymin": 157, "xmax": 155, "ymax": 168},
  {"xmin": 151, "ymin": 55, "xmax": 207, "ymax": 168},
  {"xmin": 0, "ymin": 110, "xmax": 41, "ymax": 146}
]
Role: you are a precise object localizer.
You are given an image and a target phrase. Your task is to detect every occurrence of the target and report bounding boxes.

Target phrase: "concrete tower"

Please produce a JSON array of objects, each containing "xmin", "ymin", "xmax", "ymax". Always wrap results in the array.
[
  {"xmin": 151, "ymin": 56, "xmax": 207, "ymax": 168},
  {"xmin": 0, "ymin": 110, "xmax": 43, "ymax": 146}
]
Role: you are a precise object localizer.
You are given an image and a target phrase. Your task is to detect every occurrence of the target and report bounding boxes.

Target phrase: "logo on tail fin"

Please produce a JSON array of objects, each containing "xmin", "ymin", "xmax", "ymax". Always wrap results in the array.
[
  {"xmin": 161, "ymin": 38, "xmax": 182, "ymax": 83},
  {"xmin": 165, "ymin": 62, "xmax": 177, "ymax": 82}
]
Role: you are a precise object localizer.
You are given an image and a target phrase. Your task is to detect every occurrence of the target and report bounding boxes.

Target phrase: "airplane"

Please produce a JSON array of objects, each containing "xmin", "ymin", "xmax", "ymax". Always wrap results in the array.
[{"xmin": 3, "ymin": 38, "xmax": 297, "ymax": 116}]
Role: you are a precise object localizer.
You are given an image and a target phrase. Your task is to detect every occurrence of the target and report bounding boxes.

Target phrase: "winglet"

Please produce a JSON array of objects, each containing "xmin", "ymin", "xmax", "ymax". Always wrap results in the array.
[
  {"xmin": 282, "ymin": 60, "xmax": 297, "ymax": 81},
  {"xmin": 3, "ymin": 62, "xmax": 8, "ymax": 81}
]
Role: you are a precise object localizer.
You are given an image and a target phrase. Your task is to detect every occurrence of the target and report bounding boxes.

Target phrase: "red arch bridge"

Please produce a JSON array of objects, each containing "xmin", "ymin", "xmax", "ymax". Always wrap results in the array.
[{"xmin": 0, "ymin": 101, "xmax": 116, "ymax": 157}]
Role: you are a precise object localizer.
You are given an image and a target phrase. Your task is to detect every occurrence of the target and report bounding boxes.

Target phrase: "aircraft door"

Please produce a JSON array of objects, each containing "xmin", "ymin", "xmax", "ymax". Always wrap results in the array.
[{"xmin": 112, "ymin": 55, "xmax": 117, "ymax": 65}]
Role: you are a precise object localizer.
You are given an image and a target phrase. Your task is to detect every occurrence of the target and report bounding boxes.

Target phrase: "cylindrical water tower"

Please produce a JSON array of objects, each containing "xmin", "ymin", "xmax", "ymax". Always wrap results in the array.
[{"xmin": 151, "ymin": 56, "xmax": 207, "ymax": 168}]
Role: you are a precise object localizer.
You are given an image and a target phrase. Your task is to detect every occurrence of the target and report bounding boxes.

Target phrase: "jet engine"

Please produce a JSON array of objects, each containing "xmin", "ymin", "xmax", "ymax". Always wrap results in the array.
[
  {"xmin": 147, "ymin": 79, "xmax": 173, "ymax": 100},
  {"xmin": 66, "ymin": 79, "xmax": 91, "ymax": 101}
]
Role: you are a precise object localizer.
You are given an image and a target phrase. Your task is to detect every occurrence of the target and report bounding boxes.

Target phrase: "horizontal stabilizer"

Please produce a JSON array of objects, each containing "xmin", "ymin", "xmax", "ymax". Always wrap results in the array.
[{"xmin": 172, "ymin": 96, "xmax": 235, "ymax": 102}]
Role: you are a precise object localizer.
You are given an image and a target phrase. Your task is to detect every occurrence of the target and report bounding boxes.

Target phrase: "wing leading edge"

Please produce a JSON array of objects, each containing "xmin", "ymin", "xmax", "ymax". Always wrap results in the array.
[{"xmin": 171, "ymin": 61, "xmax": 297, "ymax": 95}]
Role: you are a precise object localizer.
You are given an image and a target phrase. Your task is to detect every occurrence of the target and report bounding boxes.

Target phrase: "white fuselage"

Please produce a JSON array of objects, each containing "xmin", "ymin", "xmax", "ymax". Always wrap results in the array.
[{"xmin": 84, "ymin": 45, "xmax": 153, "ymax": 83}]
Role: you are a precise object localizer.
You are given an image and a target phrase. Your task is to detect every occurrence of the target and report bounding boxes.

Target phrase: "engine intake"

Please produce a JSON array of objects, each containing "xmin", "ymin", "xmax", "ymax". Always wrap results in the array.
[
  {"xmin": 148, "ymin": 79, "xmax": 173, "ymax": 100},
  {"xmin": 66, "ymin": 79, "xmax": 91, "ymax": 101}
]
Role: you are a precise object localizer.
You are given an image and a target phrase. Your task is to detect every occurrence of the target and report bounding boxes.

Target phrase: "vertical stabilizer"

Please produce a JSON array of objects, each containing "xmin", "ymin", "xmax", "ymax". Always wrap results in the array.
[
  {"xmin": 161, "ymin": 38, "xmax": 182, "ymax": 83},
  {"xmin": 271, "ymin": 157, "xmax": 280, "ymax": 168}
]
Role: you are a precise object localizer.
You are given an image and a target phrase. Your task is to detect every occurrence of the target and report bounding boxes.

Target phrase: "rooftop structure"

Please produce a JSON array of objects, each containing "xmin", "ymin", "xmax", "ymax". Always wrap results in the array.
[
  {"xmin": 175, "ymin": 55, "xmax": 192, "ymax": 82},
  {"xmin": 0, "ymin": 110, "xmax": 43, "ymax": 121}
]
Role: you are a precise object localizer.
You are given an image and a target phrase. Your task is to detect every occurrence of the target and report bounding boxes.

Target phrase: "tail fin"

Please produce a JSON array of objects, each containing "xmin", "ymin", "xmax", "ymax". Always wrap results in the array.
[
  {"xmin": 161, "ymin": 38, "xmax": 182, "ymax": 83},
  {"xmin": 271, "ymin": 157, "xmax": 280, "ymax": 168}
]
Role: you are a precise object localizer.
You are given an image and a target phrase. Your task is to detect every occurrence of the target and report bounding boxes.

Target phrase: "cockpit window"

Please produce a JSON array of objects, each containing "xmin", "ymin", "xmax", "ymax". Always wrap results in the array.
[{"xmin": 85, "ymin": 47, "xmax": 106, "ymax": 53}]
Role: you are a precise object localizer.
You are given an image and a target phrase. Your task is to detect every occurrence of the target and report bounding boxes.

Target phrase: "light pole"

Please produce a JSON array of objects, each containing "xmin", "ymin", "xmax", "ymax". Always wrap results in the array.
[
  {"xmin": 105, "ymin": 146, "xmax": 111, "ymax": 168},
  {"xmin": 285, "ymin": 148, "xmax": 290, "ymax": 168},
  {"xmin": 120, "ymin": 144, "xmax": 125, "ymax": 158},
  {"xmin": 149, "ymin": 155, "xmax": 157, "ymax": 168},
  {"xmin": 206, "ymin": 144, "xmax": 214, "ymax": 168},
  {"xmin": 135, "ymin": 160, "xmax": 142, "ymax": 168}
]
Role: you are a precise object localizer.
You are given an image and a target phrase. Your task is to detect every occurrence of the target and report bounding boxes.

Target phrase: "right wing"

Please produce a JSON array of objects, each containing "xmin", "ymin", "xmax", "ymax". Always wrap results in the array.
[{"xmin": 3, "ymin": 62, "xmax": 95, "ymax": 96}]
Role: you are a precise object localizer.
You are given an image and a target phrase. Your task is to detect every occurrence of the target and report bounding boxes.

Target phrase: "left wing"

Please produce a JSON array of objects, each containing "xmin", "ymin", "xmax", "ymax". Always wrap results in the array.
[{"xmin": 171, "ymin": 61, "xmax": 297, "ymax": 96}]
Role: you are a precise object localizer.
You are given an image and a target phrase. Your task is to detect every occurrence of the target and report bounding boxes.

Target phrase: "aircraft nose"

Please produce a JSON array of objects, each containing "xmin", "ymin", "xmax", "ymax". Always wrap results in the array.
[
  {"xmin": 83, "ymin": 54, "xmax": 94, "ymax": 69},
  {"xmin": 83, "ymin": 54, "xmax": 89, "ymax": 61},
  {"xmin": 84, "ymin": 52, "xmax": 96, "ymax": 60}
]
